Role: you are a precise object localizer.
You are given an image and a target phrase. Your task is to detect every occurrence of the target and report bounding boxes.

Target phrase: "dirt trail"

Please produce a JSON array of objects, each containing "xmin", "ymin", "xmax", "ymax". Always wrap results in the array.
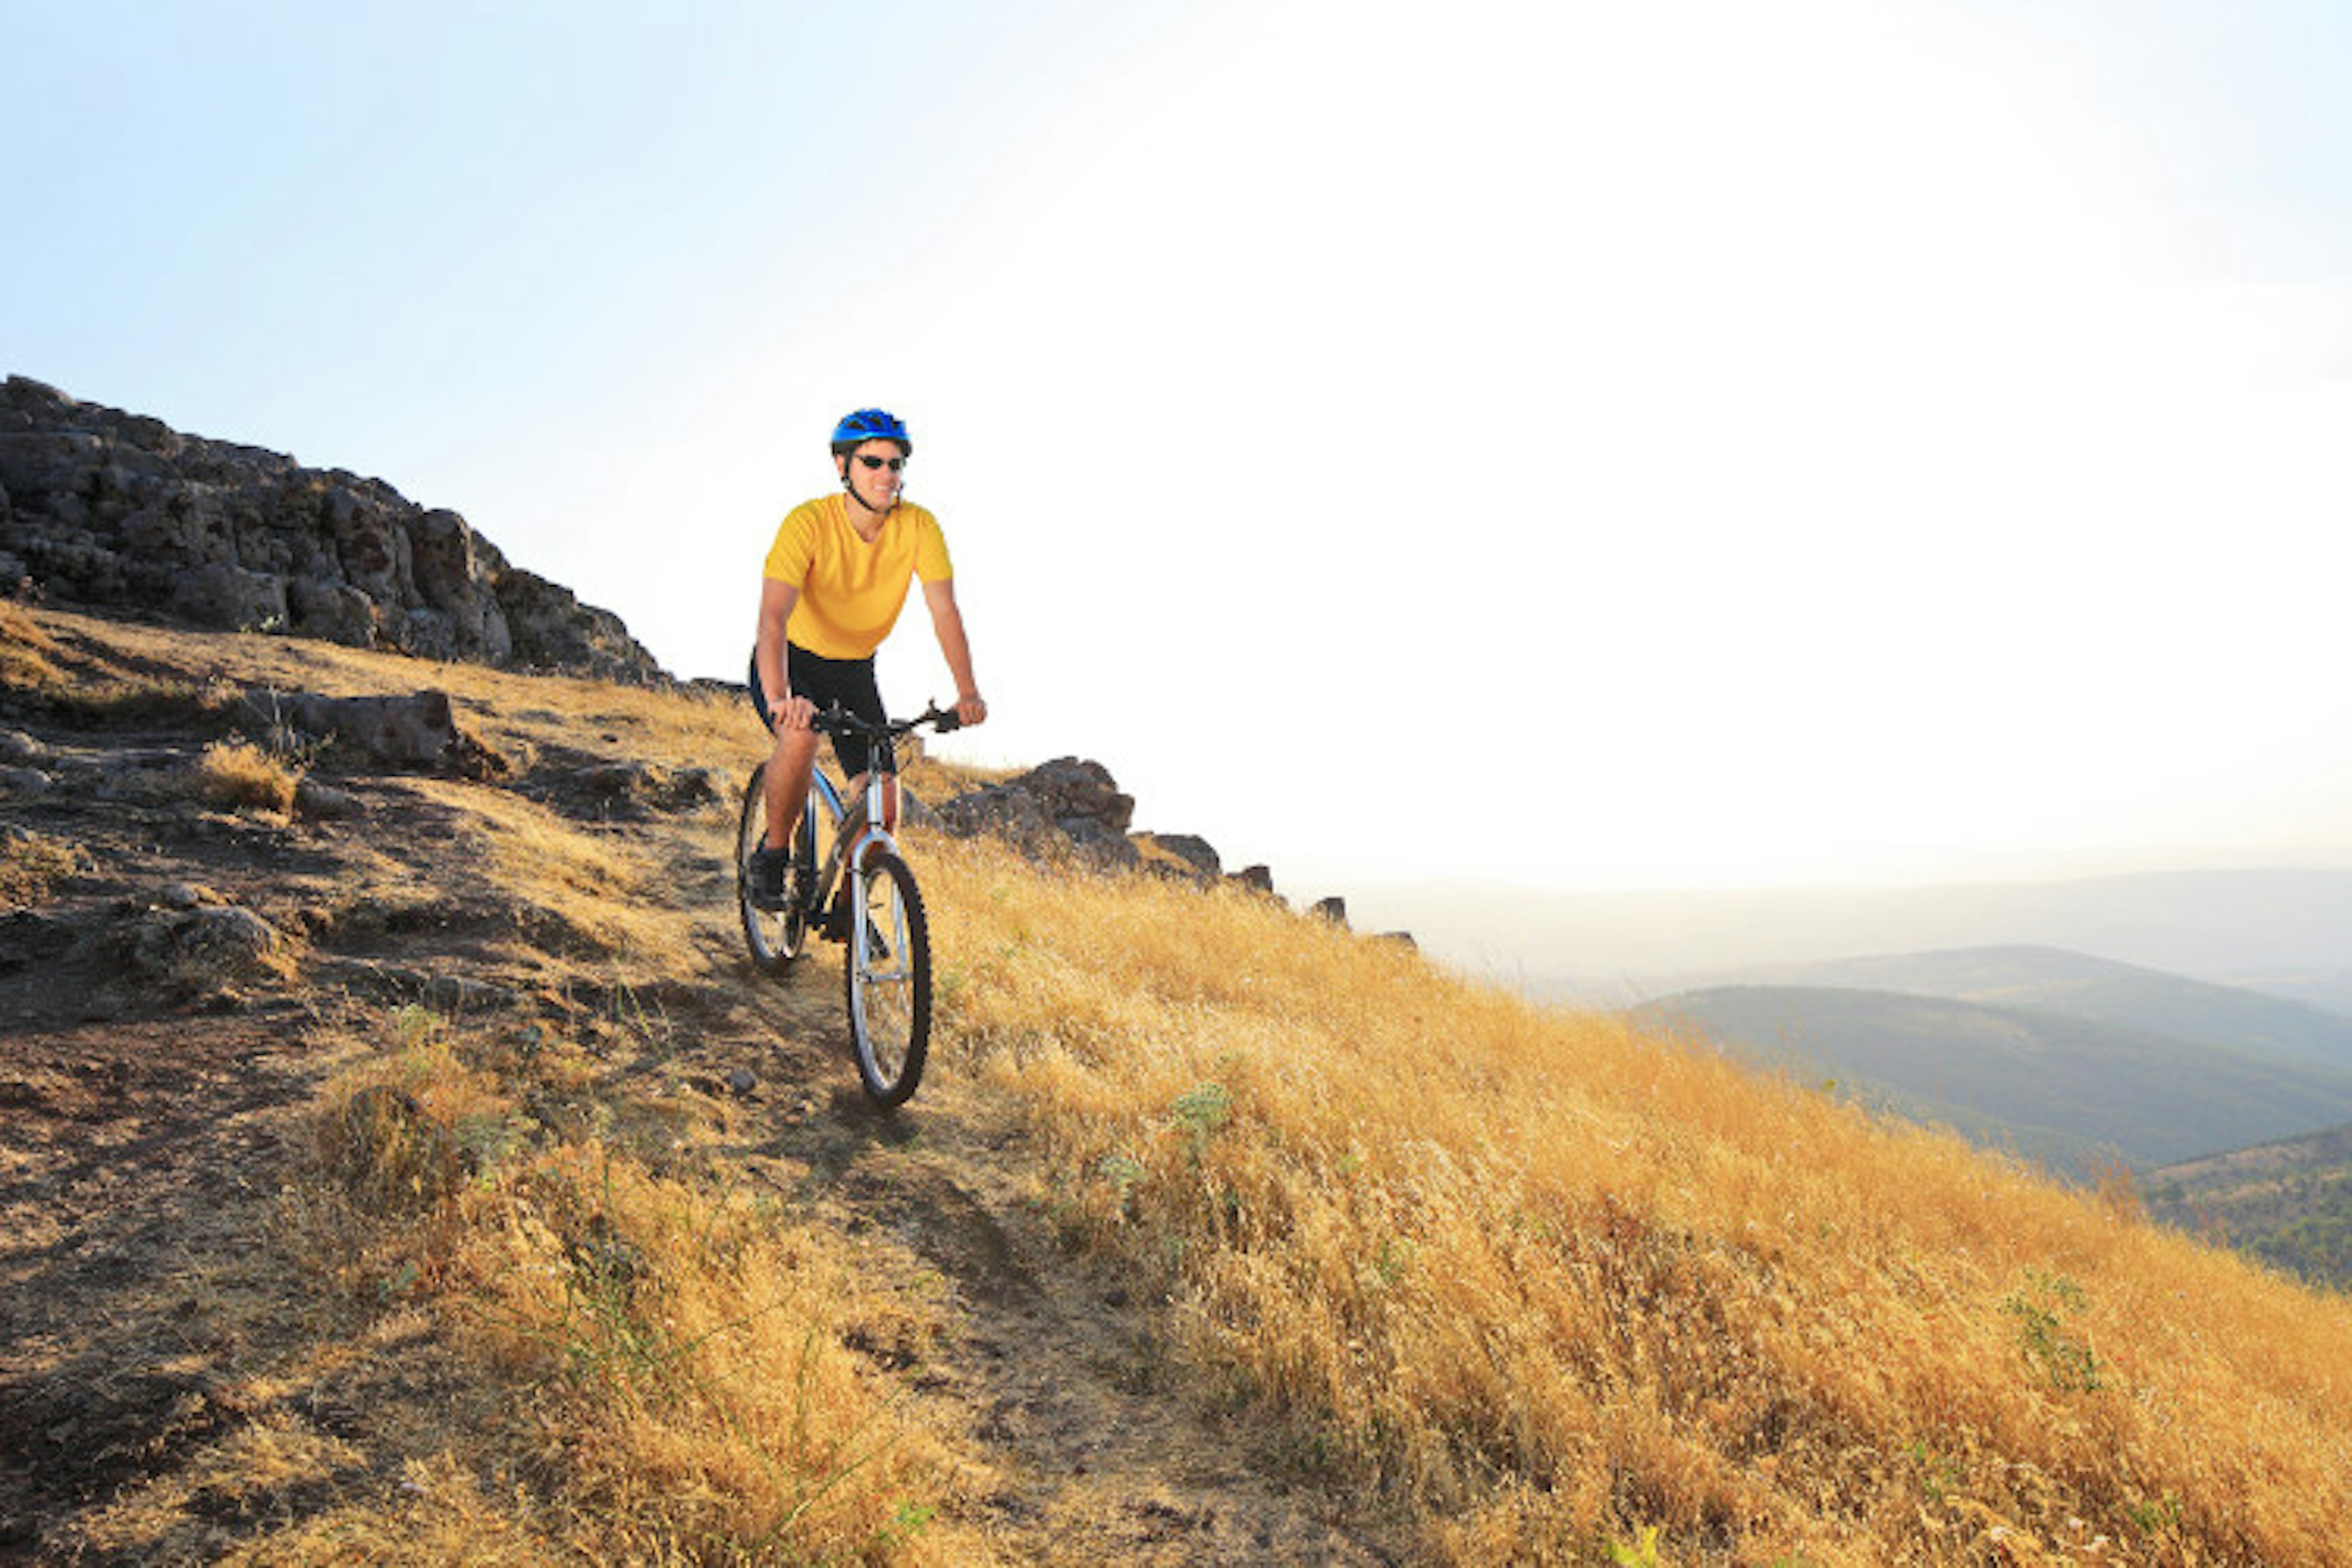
[
  {"xmin": 660, "ymin": 852, "xmax": 1405, "ymax": 1564},
  {"xmin": 0, "ymin": 612, "xmax": 1403, "ymax": 1562}
]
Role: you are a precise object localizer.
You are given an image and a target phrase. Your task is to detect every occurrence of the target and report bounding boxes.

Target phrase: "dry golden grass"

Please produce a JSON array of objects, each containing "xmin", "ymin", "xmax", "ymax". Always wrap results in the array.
[
  {"xmin": 392, "ymin": 776, "xmax": 690, "ymax": 968},
  {"xmin": 1, "ymin": 599, "xmax": 63, "ymax": 686},
  {"xmin": 195, "ymin": 739, "xmax": 303, "ymax": 813},
  {"xmin": 276, "ymin": 1009, "xmax": 991, "ymax": 1564},
  {"xmin": 28, "ymin": 604, "xmax": 2352, "ymax": 1562},
  {"xmin": 1, "ymin": 827, "xmax": 91, "ymax": 908},
  {"xmin": 919, "ymin": 835, "xmax": 2352, "ymax": 1564}
]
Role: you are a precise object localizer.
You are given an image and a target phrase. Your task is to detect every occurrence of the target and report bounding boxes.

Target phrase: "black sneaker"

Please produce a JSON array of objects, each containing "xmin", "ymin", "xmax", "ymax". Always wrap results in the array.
[{"xmin": 747, "ymin": 846, "xmax": 789, "ymax": 911}]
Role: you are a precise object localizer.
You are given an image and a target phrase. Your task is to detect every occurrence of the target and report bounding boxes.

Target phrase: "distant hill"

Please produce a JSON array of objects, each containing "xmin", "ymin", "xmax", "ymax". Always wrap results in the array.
[
  {"xmin": 1716, "ymin": 945, "xmax": 2352, "ymax": 1072},
  {"xmin": 2149, "ymin": 1121, "xmax": 2352, "ymax": 1291},
  {"xmin": 2236, "ymin": 971, "xmax": 2352, "ymax": 1019},
  {"xmin": 1632, "ymin": 984, "xmax": 2352, "ymax": 1174},
  {"xmin": 1357, "ymin": 870, "xmax": 2352, "ymax": 1001}
]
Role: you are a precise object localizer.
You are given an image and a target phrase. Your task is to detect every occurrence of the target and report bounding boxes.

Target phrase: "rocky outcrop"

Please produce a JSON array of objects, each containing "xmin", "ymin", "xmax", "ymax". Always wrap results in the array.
[
  {"xmin": 937, "ymin": 758, "xmax": 1142, "ymax": 870},
  {"xmin": 0, "ymin": 377, "xmax": 663, "ymax": 680},
  {"xmin": 932, "ymin": 761, "xmax": 1392, "ymax": 935}
]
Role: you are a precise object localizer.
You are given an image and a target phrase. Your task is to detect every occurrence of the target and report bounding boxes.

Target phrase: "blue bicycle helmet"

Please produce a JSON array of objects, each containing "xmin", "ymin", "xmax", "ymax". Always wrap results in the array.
[{"xmin": 830, "ymin": 408, "xmax": 911, "ymax": 456}]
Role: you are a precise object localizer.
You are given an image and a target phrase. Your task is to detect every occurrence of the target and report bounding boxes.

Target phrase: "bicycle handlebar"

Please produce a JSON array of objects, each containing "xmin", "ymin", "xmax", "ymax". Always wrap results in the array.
[{"xmin": 809, "ymin": 700, "xmax": 962, "ymax": 739}]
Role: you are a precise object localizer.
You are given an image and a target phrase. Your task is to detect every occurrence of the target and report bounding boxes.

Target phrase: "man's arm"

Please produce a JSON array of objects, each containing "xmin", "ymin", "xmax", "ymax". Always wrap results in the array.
[
  {"xmin": 922, "ymin": 578, "xmax": 987, "ymax": 726},
  {"xmin": 755, "ymin": 578, "xmax": 813, "ymax": 731}
]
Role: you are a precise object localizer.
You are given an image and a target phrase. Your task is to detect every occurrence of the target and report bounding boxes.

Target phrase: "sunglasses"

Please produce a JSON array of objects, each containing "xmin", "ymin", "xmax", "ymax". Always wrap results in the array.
[{"xmin": 855, "ymin": 454, "xmax": 906, "ymax": 472}]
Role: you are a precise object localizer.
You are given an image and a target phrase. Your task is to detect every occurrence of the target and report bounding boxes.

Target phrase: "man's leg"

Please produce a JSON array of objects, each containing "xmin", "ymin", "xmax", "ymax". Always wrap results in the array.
[{"xmin": 764, "ymin": 726, "xmax": 821, "ymax": 851}]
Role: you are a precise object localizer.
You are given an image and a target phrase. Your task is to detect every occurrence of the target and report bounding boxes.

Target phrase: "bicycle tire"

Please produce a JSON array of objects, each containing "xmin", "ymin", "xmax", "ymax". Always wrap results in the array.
[
  {"xmin": 736, "ymin": 763, "xmax": 812, "ymax": 972},
  {"xmin": 843, "ymin": 850, "xmax": 931, "ymax": 1108}
]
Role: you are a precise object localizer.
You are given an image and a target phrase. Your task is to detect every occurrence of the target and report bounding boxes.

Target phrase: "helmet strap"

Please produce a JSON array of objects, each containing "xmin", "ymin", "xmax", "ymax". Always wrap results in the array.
[{"xmin": 840, "ymin": 462, "xmax": 894, "ymax": 515}]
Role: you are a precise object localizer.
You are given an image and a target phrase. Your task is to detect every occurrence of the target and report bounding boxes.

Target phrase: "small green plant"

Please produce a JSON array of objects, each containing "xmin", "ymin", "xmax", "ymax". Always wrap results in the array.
[
  {"xmin": 2005, "ymin": 1269, "xmax": 2103, "ymax": 1393},
  {"xmin": 393, "ymin": 1003, "xmax": 440, "ymax": 1053},
  {"xmin": 868, "ymin": 1499, "xmax": 937, "ymax": 1551},
  {"xmin": 1608, "ymin": 1523, "xmax": 1665, "ymax": 1567},
  {"xmin": 1096, "ymin": 1152, "xmax": 1147, "ymax": 1220},
  {"xmin": 1905, "ymin": 1441, "xmax": 1966, "ymax": 1504},
  {"xmin": 1364, "ymin": 1235, "xmax": 1416, "ymax": 1289},
  {"xmin": 1170, "ymin": 1081, "xmax": 1233, "ymax": 1161}
]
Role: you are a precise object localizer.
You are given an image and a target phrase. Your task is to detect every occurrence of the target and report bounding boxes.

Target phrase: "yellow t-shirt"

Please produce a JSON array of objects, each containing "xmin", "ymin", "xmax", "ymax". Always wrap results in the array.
[{"xmin": 761, "ymin": 495, "xmax": 953, "ymax": 660}]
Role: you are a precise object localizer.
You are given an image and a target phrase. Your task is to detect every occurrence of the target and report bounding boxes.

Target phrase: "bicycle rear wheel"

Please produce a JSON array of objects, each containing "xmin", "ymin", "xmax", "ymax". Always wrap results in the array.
[
  {"xmin": 737, "ymin": 763, "xmax": 813, "ymax": 972},
  {"xmin": 844, "ymin": 850, "xmax": 931, "ymax": 1107}
]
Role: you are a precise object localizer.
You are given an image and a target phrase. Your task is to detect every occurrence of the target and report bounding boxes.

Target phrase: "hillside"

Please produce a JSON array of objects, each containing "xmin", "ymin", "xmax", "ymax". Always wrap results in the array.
[
  {"xmin": 2149, "ymin": 1121, "xmax": 2352, "ymax": 1290},
  {"xmin": 1721, "ymin": 944, "xmax": 2352, "ymax": 1071},
  {"xmin": 1633, "ymin": 984, "xmax": 2352, "ymax": 1174},
  {"xmin": 7, "ymin": 603, "xmax": 2352, "ymax": 1562}
]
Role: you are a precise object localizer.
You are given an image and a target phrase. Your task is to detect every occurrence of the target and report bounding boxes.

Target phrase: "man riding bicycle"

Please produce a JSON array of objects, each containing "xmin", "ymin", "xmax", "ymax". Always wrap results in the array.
[{"xmin": 747, "ymin": 408, "xmax": 987, "ymax": 908}]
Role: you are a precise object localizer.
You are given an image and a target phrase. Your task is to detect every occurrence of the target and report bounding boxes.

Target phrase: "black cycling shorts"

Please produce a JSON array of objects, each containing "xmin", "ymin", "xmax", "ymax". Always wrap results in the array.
[{"xmin": 748, "ymin": 644, "xmax": 889, "ymax": 778}]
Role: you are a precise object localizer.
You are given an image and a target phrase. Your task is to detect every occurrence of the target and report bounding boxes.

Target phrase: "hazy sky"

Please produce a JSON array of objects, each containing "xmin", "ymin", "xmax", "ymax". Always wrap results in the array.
[{"xmin": 14, "ymin": 0, "xmax": 2352, "ymax": 893}]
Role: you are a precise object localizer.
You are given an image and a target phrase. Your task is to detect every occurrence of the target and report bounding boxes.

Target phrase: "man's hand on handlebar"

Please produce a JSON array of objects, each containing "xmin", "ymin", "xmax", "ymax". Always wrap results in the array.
[
  {"xmin": 953, "ymin": 693, "xmax": 988, "ymax": 729},
  {"xmin": 772, "ymin": 694, "xmax": 816, "ymax": 734}
]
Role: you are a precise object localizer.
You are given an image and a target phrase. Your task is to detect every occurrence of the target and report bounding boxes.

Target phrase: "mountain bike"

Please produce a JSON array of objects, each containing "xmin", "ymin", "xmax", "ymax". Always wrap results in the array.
[{"xmin": 736, "ymin": 702, "xmax": 960, "ymax": 1108}]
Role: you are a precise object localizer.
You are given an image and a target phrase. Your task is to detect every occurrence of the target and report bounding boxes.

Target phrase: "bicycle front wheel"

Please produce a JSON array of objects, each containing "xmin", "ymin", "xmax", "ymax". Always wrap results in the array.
[
  {"xmin": 737, "ymin": 763, "xmax": 812, "ymax": 973},
  {"xmin": 844, "ymin": 850, "xmax": 931, "ymax": 1108}
]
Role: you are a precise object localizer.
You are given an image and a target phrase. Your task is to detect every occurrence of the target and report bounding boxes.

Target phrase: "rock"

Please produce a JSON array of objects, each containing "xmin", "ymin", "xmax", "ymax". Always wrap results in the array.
[
  {"xmin": 726, "ymin": 1067, "xmax": 758, "ymax": 1096},
  {"xmin": 1229, "ymin": 864, "xmax": 1276, "ymax": 896},
  {"xmin": 292, "ymin": 691, "xmax": 461, "ymax": 765},
  {"xmin": 293, "ymin": 776, "xmax": 360, "ymax": 819},
  {"xmin": 1, "ymin": 908, "xmax": 80, "ymax": 963},
  {"xmin": 246, "ymin": 688, "xmax": 500, "ymax": 771},
  {"xmin": 170, "ymin": 562, "xmax": 288, "ymax": 631},
  {"xmin": 568, "ymin": 760, "xmax": 721, "ymax": 815},
  {"xmin": 1061, "ymin": 816, "xmax": 1140, "ymax": 871},
  {"xmin": 0, "ymin": 729, "xmax": 48, "ymax": 765},
  {"xmin": 126, "ymin": 903, "xmax": 288, "ymax": 988},
  {"xmin": 1020, "ymin": 758, "xmax": 1135, "ymax": 834},
  {"xmin": 934, "ymin": 756, "xmax": 1144, "ymax": 870},
  {"xmin": 666, "ymin": 767, "xmax": 723, "ymax": 809},
  {"xmin": 420, "ymin": 972, "xmax": 519, "ymax": 1012},
  {"xmin": 0, "ymin": 375, "xmax": 663, "ymax": 679},
  {"xmin": 934, "ymin": 783, "xmax": 1062, "ymax": 856},
  {"xmin": 287, "ymin": 575, "xmax": 380, "ymax": 644},
  {"xmin": 311, "ymin": 957, "xmax": 514, "ymax": 1012},
  {"xmin": 496, "ymin": 567, "xmax": 657, "ymax": 679},
  {"xmin": 576, "ymin": 761, "xmax": 651, "ymax": 798},
  {"xmin": 1309, "ymin": 895, "xmax": 1349, "ymax": 927},
  {"xmin": 0, "ymin": 765, "xmax": 53, "ymax": 797},
  {"xmin": 1139, "ymin": 832, "xmax": 1221, "ymax": 880}
]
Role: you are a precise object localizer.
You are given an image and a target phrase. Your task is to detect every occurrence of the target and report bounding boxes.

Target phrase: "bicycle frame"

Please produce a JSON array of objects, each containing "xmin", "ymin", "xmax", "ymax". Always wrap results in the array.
[{"xmin": 799, "ymin": 736, "xmax": 907, "ymax": 930}]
